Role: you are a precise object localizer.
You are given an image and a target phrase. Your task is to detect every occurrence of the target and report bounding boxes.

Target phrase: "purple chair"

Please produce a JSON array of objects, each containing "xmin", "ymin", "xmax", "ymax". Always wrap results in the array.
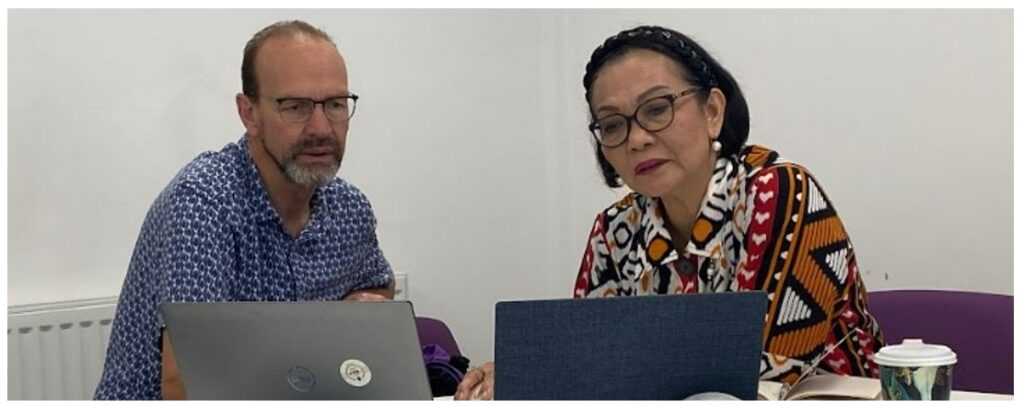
[
  {"xmin": 868, "ymin": 290, "xmax": 1013, "ymax": 394},
  {"xmin": 415, "ymin": 316, "xmax": 461, "ymax": 357}
]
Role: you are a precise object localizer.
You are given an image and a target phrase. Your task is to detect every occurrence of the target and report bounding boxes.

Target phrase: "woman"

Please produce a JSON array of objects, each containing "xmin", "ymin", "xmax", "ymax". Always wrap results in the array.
[{"xmin": 456, "ymin": 25, "xmax": 883, "ymax": 400}]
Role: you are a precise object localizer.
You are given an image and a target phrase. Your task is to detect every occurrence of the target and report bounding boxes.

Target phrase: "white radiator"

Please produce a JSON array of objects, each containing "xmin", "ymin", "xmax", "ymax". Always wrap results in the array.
[{"xmin": 7, "ymin": 297, "xmax": 118, "ymax": 400}]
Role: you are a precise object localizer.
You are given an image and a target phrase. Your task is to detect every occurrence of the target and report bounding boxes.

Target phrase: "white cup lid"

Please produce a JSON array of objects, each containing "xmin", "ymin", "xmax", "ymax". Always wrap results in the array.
[{"xmin": 874, "ymin": 338, "xmax": 957, "ymax": 367}]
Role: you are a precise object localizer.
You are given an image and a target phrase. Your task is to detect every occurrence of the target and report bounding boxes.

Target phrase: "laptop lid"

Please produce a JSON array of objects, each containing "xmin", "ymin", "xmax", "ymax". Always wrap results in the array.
[
  {"xmin": 494, "ymin": 291, "xmax": 768, "ymax": 400},
  {"xmin": 162, "ymin": 301, "xmax": 432, "ymax": 400}
]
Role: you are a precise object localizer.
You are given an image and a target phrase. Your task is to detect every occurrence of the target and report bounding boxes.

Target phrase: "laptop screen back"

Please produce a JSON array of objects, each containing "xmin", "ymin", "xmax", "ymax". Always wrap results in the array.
[
  {"xmin": 494, "ymin": 292, "xmax": 768, "ymax": 400},
  {"xmin": 162, "ymin": 301, "xmax": 432, "ymax": 400}
]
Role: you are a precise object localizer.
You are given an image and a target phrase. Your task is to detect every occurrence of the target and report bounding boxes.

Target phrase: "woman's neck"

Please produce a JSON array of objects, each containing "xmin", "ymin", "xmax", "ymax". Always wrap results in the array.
[{"xmin": 658, "ymin": 158, "xmax": 716, "ymax": 251}]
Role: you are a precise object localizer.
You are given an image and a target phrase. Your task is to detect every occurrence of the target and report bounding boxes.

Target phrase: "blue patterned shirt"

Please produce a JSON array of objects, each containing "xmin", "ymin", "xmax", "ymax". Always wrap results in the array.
[{"xmin": 94, "ymin": 135, "xmax": 393, "ymax": 399}]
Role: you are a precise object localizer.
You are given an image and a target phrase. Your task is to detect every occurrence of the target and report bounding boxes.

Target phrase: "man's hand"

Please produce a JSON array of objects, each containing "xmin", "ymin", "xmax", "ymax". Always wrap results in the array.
[
  {"xmin": 343, "ymin": 286, "xmax": 394, "ymax": 301},
  {"xmin": 161, "ymin": 329, "xmax": 187, "ymax": 400},
  {"xmin": 455, "ymin": 362, "xmax": 494, "ymax": 400}
]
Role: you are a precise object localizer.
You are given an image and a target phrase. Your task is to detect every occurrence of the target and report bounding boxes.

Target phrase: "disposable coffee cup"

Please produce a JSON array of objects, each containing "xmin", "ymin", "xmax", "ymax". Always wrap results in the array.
[{"xmin": 874, "ymin": 339, "xmax": 957, "ymax": 400}]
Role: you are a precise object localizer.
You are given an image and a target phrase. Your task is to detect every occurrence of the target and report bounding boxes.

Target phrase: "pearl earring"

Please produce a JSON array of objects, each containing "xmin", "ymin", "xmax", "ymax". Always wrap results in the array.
[{"xmin": 712, "ymin": 140, "xmax": 722, "ymax": 152}]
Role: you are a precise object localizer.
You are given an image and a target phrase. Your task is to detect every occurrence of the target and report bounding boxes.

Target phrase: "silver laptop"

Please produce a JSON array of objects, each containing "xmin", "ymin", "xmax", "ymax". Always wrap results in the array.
[
  {"xmin": 162, "ymin": 301, "xmax": 432, "ymax": 400},
  {"xmin": 494, "ymin": 292, "xmax": 768, "ymax": 400}
]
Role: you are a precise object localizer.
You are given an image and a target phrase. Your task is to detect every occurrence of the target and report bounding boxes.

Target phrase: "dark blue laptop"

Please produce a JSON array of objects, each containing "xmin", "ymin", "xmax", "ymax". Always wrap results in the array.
[{"xmin": 494, "ymin": 291, "xmax": 768, "ymax": 400}]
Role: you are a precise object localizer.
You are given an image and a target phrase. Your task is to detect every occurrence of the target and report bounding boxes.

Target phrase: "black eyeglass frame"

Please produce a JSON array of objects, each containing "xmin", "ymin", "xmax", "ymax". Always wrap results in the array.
[
  {"xmin": 588, "ymin": 87, "xmax": 702, "ymax": 148},
  {"xmin": 250, "ymin": 94, "xmax": 360, "ymax": 123}
]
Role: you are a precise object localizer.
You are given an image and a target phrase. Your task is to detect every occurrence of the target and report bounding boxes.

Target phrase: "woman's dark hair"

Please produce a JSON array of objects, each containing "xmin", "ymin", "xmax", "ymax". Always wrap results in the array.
[{"xmin": 583, "ymin": 25, "xmax": 750, "ymax": 188}]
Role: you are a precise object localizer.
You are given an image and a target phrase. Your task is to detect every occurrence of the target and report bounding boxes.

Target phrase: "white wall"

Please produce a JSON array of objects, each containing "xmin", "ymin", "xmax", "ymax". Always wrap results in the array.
[{"xmin": 8, "ymin": 9, "xmax": 1012, "ymax": 364}]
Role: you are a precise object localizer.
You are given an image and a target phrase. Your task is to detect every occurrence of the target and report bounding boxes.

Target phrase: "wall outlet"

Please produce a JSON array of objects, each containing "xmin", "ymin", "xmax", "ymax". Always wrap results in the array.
[{"xmin": 394, "ymin": 273, "xmax": 408, "ymax": 301}]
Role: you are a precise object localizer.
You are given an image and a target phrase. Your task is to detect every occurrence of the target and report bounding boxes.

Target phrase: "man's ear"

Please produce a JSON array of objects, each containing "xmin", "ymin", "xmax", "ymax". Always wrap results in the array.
[{"xmin": 236, "ymin": 93, "xmax": 259, "ymax": 136}]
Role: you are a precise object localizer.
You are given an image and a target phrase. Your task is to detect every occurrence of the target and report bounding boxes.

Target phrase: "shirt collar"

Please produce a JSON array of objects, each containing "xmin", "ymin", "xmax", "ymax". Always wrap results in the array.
[
  {"xmin": 238, "ymin": 134, "xmax": 335, "ymax": 241},
  {"xmin": 238, "ymin": 134, "xmax": 281, "ymax": 224},
  {"xmin": 641, "ymin": 155, "xmax": 736, "ymax": 265}
]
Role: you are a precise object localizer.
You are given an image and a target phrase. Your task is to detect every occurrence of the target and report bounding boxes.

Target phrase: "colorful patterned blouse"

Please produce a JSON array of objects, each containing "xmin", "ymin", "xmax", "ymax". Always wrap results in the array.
[{"xmin": 574, "ymin": 145, "xmax": 883, "ymax": 385}]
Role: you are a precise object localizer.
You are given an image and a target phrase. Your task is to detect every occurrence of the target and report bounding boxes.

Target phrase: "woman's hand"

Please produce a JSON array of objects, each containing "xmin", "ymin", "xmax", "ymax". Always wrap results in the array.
[{"xmin": 455, "ymin": 362, "xmax": 494, "ymax": 400}]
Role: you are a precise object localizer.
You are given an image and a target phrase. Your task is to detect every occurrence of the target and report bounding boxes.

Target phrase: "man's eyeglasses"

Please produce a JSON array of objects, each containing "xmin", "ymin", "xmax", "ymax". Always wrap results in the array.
[
  {"xmin": 261, "ymin": 95, "xmax": 359, "ymax": 123},
  {"xmin": 588, "ymin": 87, "xmax": 701, "ymax": 148}
]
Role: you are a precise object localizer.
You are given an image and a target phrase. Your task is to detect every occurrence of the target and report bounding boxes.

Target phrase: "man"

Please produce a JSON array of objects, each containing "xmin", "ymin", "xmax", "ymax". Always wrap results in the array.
[{"xmin": 94, "ymin": 20, "xmax": 394, "ymax": 400}]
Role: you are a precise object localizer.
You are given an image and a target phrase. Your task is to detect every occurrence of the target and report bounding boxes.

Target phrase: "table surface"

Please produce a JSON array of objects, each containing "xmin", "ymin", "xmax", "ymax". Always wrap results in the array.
[
  {"xmin": 434, "ymin": 391, "xmax": 1013, "ymax": 401},
  {"xmin": 951, "ymin": 390, "xmax": 1013, "ymax": 400}
]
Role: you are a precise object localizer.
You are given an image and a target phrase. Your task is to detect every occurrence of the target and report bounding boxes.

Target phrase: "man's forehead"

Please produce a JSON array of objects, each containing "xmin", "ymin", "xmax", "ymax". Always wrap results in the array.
[
  {"xmin": 256, "ymin": 34, "xmax": 341, "ymax": 64},
  {"xmin": 254, "ymin": 35, "xmax": 347, "ymax": 94}
]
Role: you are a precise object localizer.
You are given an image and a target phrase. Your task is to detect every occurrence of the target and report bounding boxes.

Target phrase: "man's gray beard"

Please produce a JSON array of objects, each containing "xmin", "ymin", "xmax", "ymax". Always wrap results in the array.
[
  {"xmin": 278, "ymin": 137, "xmax": 343, "ymax": 188},
  {"xmin": 283, "ymin": 161, "xmax": 340, "ymax": 188},
  {"xmin": 259, "ymin": 132, "xmax": 343, "ymax": 189}
]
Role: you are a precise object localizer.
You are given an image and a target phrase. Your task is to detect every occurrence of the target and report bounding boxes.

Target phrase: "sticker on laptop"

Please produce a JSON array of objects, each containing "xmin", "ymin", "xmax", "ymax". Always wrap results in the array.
[
  {"xmin": 340, "ymin": 359, "xmax": 372, "ymax": 387},
  {"xmin": 286, "ymin": 366, "xmax": 316, "ymax": 392}
]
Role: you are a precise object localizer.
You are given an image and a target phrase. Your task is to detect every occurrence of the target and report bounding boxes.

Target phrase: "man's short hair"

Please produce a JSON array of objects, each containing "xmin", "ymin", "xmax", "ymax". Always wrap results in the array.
[{"xmin": 241, "ymin": 20, "xmax": 337, "ymax": 98}]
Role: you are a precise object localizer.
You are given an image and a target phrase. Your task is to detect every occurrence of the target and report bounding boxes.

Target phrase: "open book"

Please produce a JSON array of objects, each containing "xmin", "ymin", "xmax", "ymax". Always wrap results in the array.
[{"xmin": 758, "ymin": 374, "xmax": 882, "ymax": 400}]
